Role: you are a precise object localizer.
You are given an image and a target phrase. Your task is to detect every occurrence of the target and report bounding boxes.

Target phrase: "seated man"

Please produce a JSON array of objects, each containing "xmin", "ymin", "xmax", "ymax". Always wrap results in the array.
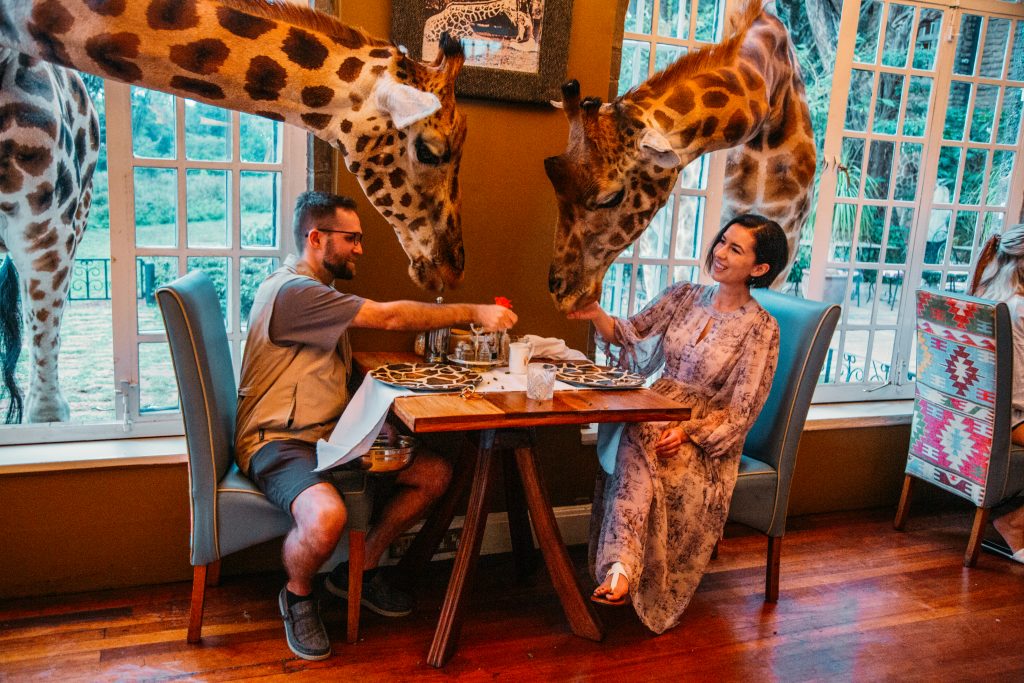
[{"xmin": 235, "ymin": 191, "xmax": 517, "ymax": 660}]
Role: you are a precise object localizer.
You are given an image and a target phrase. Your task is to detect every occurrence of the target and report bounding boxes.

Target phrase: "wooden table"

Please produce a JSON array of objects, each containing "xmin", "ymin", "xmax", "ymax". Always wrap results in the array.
[{"xmin": 353, "ymin": 352, "xmax": 691, "ymax": 668}]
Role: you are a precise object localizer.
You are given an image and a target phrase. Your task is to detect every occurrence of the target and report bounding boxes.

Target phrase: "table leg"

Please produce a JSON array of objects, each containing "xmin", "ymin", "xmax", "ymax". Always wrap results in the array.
[
  {"xmin": 514, "ymin": 440, "xmax": 604, "ymax": 642},
  {"xmin": 503, "ymin": 445, "xmax": 537, "ymax": 580},
  {"xmin": 427, "ymin": 429, "xmax": 498, "ymax": 668}
]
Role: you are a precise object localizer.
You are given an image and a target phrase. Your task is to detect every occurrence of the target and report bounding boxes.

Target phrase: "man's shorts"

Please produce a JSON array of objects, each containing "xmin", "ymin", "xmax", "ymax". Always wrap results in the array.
[{"xmin": 247, "ymin": 439, "xmax": 329, "ymax": 513}]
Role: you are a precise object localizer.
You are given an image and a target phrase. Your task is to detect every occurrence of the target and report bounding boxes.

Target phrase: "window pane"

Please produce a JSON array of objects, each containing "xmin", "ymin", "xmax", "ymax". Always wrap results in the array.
[
  {"xmin": 872, "ymin": 73, "xmax": 904, "ymax": 135},
  {"xmin": 987, "ymin": 150, "xmax": 1014, "ymax": 206},
  {"xmin": 186, "ymin": 256, "xmax": 230, "ymax": 328},
  {"xmin": 886, "ymin": 207, "xmax": 912, "ymax": 265},
  {"xmin": 943, "ymin": 81, "xmax": 971, "ymax": 140},
  {"xmin": 979, "ymin": 18, "xmax": 1010, "ymax": 78},
  {"xmin": 138, "ymin": 342, "xmax": 177, "ymax": 413},
  {"xmin": 997, "ymin": 87, "xmax": 1022, "ymax": 145},
  {"xmin": 838, "ymin": 137, "xmax": 865, "ymax": 198},
  {"xmin": 639, "ymin": 197, "xmax": 673, "ymax": 258},
  {"xmin": 945, "ymin": 271, "xmax": 969, "ymax": 293},
  {"xmin": 654, "ymin": 43, "xmax": 686, "ymax": 73},
  {"xmin": 657, "ymin": 0, "xmax": 689, "ymax": 39},
  {"xmin": 240, "ymin": 171, "xmax": 281, "ymax": 248},
  {"xmin": 634, "ymin": 264, "xmax": 668, "ymax": 312},
  {"xmin": 858, "ymin": 206, "xmax": 885, "ymax": 263},
  {"xmin": 842, "ymin": 330, "xmax": 869, "ymax": 383},
  {"xmin": 881, "ymin": 4, "xmax": 914, "ymax": 68},
  {"xmin": 959, "ymin": 148, "xmax": 986, "ymax": 205},
  {"xmin": 924, "ymin": 210, "xmax": 952, "ymax": 265},
  {"xmin": 672, "ymin": 265, "xmax": 699, "ymax": 284},
  {"xmin": 983, "ymin": 212, "xmax": 1005, "ymax": 242},
  {"xmin": 618, "ymin": 40, "xmax": 651, "ymax": 96},
  {"xmin": 865, "ymin": 140, "xmax": 894, "ymax": 199},
  {"xmin": 1010, "ymin": 21, "xmax": 1024, "ymax": 81},
  {"xmin": 625, "ymin": 0, "xmax": 654, "ymax": 34},
  {"xmin": 673, "ymin": 196, "xmax": 703, "ymax": 259},
  {"xmin": 845, "ymin": 70, "xmax": 875, "ymax": 131},
  {"xmin": 240, "ymin": 257, "xmax": 278, "ymax": 330},
  {"xmin": 894, "ymin": 142, "xmax": 921, "ymax": 201},
  {"xmin": 912, "ymin": 8, "xmax": 942, "ymax": 70},
  {"xmin": 137, "ymin": 256, "xmax": 179, "ymax": 334},
  {"xmin": 694, "ymin": 0, "xmax": 719, "ymax": 42},
  {"xmin": 134, "ymin": 167, "xmax": 177, "ymax": 248},
  {"xmin": 934, "ymin": 146, "xmax": 961, "ymax": 204},
  {"xmin": 131, "ymin": 87, "xmax": 175, "ymax": 159},
  {"xmin": 186, "ymin": 169, "xmax": 230, "ymax": 248},
  {"xmin": 855, "ymin": 0, "xmax": 883, "ymax": 64},
  {"xmin": 968, "ymin": 84, "xmax": 999, "ymax": 144},
  {"xmin": 679, "ymin": 154, "xmax": 707, "ymax": 189},
  {"xmin": 902, "ymin": 76, "xmax": 931, "ymax": 137},
  {"xmin": 869, "ymin": 330, "xmax": 896, "ymax": 382},
  {"xmin": 830, "ymin": 205, "xmax": 856, "ymax": 262},
  {"xmin": 240, "ymin": 113, "xmax": 282, "ymax": 163},
  {"xmin": 600, "ymin": 263, "xmax": 633, "ymax": 317},
  {"xmin": 185, "ymin": 100, "xmax": 230, "ymax": 162},
  {"xmin": 953, "ymin": 14, "xmax": 982, "ymax": 76},
  {"xmin": 951, "ymin": 211, "xmax": 978, "ymax": 266},
  {"xmin": 920, "ymin": 269, "xmax": 943, "ymax": 290},
  {"xmin": 55, "ymin": 299, "xmax": 115, "ymax": 423}
]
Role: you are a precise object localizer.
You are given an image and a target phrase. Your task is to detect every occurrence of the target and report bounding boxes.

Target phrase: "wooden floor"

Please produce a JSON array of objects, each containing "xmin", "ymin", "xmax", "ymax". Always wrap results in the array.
[{"xmin": 2, "ymin": 506, "xmax": 1023, "ymax": 682}]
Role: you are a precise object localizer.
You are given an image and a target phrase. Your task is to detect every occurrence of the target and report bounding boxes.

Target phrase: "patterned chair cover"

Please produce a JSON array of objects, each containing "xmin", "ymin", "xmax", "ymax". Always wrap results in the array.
[{"xmin": 896, "ymin": 288, "xmax": 1024, "ymax": 565}]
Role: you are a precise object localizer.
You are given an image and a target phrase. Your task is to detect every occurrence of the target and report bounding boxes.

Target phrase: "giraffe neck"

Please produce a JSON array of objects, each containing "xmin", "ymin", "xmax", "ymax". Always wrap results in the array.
[{"xmin": 0, "ymin": 0, "xmax": 398, "ymax": 145}]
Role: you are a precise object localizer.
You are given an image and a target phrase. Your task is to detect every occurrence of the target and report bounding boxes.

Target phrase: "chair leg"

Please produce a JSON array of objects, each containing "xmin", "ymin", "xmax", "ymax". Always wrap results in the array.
[
  {"xmin": 964, "ymin": 507, "xmax": 989, "ymax": 568},
  {"xmin": 765, "ymin": 536, "xmax": 782, "ymax": 603},
  {"xmin": 187, "ymin": 564, "xmax": 208, "ymax": 644},
  {"xmin": 347, "ymin": 530, "xmax": 366, "ymax": 644},
  {"xmin": 205, "ymin": 560, "xmax": 221, "ymax": 587},
  {"xmin": 893, "ymin": 475, "xmax": 915, "ymax": 530}
]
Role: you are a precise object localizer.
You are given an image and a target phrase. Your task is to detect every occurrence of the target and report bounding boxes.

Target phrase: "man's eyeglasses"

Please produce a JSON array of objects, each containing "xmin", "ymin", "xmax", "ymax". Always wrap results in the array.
[{"xmin": 317, "ymin": 229, "xmax": 364, "ymax": 245}]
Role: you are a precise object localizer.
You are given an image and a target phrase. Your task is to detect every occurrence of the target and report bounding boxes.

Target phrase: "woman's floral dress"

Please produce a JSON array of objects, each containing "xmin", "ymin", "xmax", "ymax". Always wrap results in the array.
[{"xmin": 590, "ymin": 282, "xmax": 779, "ymax": 633}]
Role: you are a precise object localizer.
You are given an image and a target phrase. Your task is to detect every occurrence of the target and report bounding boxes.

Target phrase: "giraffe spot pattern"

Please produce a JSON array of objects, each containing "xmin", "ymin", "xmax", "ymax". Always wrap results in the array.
[
  {"xmin": 254, "ymin": 110, "xmax": 285, "ymax": 122},
  {"xmin": 28, "ymin": 1, "xmax": 74, "ymax": 66},
  {"xmin": 170, "ymin": 75, "xmax": 225, "ymax": 100},
  {"xmin": 701, "ymin": 90, "xmax": 729, "ymax": 109},
  {"xmin": 722, "ymin": 111, "xmax": 749, "ymax": 144},
  {"xmin": 216, "ymin": 7, "xmax": 276, "ymax": 39},
  {"xmin": 652, "ymin": 110, "xmax": 672, "ymax": 131},
  {"xmin": 340, "ymin": 119, "xmax": 353, "ymax": 134},
  {"xmin": 327, "ymin": 26, "xmax": 366, "ymax": 50},
  {"xmin": 368, "ymin": 48, "xmax": 391, "ymax": 59},
  {"xmin": 31, "ymin": 224, "xmax": 60, "ymax": 252},
  {"xmin": 349, "ymin": 93, "xmax": 364, "ymax": 111},
  {"xmin": 146, "ymin": 0, "xmax": 199, "ymax": 31},
  {"xmin": 301, "ymin": 86, "xmax": 334, "ymax": 108},
  {"xmin": 355, "ymin": 135, "xmax": 371, "ymax": 153},
  {"xmin": 169, "ymin": 38, "xmax": 230, "ymax": 75},
  {"xmin": 36, "ymin": 308, "xmax": 50, "ymax": 323},
  {"xmin": 365, "ymin": 177, "xmax": 384, "ymax": 195},
  {"xmin": 60, "ymin": 199, "xmax": 77, "ymax": 226},
  {"xmin": 84, "ymin": 0, "xmax": 126, "ymax": 16},
  {"xmin": 52, "ymin": 266, "xmax": 69, "ymax": 292},
  {"xmin": 54, "ymin": 161, "xmax": 72, "ymax": 205},
  {"xmin": 664, "ymin": 85, "xmax": 694, "ymax": 117},
  {"xmin": 85, "ymin": 32, "xmax": 143, "ymax": 82},
  {"xmin": 300, "ymin": 113, "xmax": 331, "ymax": 129},
  {"xmin": 701, "ymin": 116, "xmax": 719, "ymax": 138},
  {"xmin": 389, "ymin": 168, "xmax": 406, "ymax": 189},
  {"xmin": 0, "ymin": 103, "xmax": 58, "ymax": 138},
  {"xmin": 73, "ymin": 128, "xmax": 88, "ymax": 170},
  {"xmin": 282, "ymin": 28, "xmax": 328, "ymax": 70},
  {"xmin": 14, "ymin": 65, "xmax": 54, "ymax": 100},
  {"xmin": 244, "ymin": 56, "xmax": 287, "ymax": 101},
  {"xmin": 336, "ymin": 56, "xmax": 364, "ymax": 83}
]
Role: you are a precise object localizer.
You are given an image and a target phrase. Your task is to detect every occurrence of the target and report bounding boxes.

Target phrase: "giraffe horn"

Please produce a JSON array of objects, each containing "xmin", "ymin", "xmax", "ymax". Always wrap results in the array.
[
  {"xmin": 560, "ymin": 80, "xmax": 581, "ymax": 119},
  {"xmin": 437, "ymin": 32, "xmax": 465, "ymax": 77}
]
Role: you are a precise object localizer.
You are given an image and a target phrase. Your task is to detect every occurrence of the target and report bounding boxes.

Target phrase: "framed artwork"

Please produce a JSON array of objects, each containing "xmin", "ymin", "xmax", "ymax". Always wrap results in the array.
[{"xmin": 392, "ymin": 0, "xmax": 574, "ymax": 104}]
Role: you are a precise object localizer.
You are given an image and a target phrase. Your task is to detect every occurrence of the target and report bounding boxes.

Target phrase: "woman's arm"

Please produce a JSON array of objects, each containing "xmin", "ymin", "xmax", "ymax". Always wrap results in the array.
[{"xmin": 567, "ymin": 302, "xmax": 618, "ymax": 343}]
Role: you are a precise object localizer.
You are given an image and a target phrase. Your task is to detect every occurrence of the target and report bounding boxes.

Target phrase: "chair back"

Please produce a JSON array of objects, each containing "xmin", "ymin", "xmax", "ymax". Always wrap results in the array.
[
  {"xmin": 906, "ymin": 288, "xmax": 1013, "ymax": 507},
  {"xmin": 156, "ymin": 272, "xmax": 236, "ymax": 562},
  {"xmin": 734, "ymin": 290, "xmax": 840, "ymax": 536}
]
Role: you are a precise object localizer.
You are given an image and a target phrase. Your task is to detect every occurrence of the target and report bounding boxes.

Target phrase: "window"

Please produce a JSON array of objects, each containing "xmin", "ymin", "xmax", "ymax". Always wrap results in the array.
[
  {"xmin": 1, "ymin": 77, "xmax": 306, "ymax": 444},
  {"xmin": 608, "ymin": 0, "xmax": 1024, "ymax": 401}
]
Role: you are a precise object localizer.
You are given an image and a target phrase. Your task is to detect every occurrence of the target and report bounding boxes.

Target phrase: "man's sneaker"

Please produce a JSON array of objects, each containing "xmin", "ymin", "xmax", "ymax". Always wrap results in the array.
[
  {"xmin": 278, "ymin": 587, "xmax": 331, "ymax": 661},
  {"xmin": 325, "ymin": 565, "xmax": 414, "ymax": 618}
]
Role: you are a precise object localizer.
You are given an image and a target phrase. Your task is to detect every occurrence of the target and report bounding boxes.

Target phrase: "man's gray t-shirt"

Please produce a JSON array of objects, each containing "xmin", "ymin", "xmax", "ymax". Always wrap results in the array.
[{"xmin": 268, "ymin": 279, "xmax": 365, "ymax": 348}]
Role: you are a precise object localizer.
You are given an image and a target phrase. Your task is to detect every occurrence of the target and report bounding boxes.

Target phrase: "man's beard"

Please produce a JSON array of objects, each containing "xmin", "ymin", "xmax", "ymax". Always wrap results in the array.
[{"xmin": 324, "ymin": 246, "xmax": 355, "ymax": 280}]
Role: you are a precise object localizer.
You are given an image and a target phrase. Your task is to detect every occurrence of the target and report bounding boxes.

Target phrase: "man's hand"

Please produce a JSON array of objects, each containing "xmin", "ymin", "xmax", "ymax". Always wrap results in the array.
[
  {"xmin": 654, "ymin": 426, "xmax": 690, "ymax": 458},
  {"xmin": 475, "ymin": 304, "xmax": 518, "ymax": 331}
]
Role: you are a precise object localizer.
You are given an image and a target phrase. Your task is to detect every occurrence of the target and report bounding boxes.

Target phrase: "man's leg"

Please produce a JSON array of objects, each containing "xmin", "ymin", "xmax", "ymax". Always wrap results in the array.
[{"xmin": 285, "ymin": 482, "xmax": 347, "ymax": 594}]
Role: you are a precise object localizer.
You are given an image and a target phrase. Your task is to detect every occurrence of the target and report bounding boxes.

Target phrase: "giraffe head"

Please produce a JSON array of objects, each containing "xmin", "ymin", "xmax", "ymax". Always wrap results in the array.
[
  {"xmin": 338, "ymin": 34, "xmax": 467, "ymax": 291},
  {"xmin": 544, "ymin": 81, "xmax": 681, "ymax": 312}
]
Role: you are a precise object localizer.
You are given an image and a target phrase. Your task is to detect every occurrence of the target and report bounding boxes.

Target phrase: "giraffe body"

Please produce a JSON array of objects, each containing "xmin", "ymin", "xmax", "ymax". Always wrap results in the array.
[
  {"xmin": 0, "ymin": 49, "xmax": 99, "ymax": 423},
  {"xmin": 422, "ymin": 0, "xmax": 532, "ymax": 59},
  {"xmin": 544, "ymin": 2, "xmax": 816, "ymax": 312},
  {"xmin": 0, "ymin": 0, "xmax": 469, "ymax": 291}
]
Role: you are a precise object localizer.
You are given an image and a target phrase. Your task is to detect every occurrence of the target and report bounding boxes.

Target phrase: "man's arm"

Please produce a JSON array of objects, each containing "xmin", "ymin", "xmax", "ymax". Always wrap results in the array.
[{"xmin": 353, "ymin": 300, "xmax": 517, "ymax": 332}]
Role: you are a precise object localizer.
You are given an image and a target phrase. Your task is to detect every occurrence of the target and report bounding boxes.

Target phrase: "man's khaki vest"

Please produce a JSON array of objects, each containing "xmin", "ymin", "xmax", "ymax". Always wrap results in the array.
[{"xmin": 234, "ymin": 255, "xmax": 352, "ymax": 474}]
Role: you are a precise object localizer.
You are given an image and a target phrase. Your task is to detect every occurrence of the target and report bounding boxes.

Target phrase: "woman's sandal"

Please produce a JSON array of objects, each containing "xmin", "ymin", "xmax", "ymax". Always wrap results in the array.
[{"xmin": 591, "ymin": 562, "xmax": 631, "ymax": 606}]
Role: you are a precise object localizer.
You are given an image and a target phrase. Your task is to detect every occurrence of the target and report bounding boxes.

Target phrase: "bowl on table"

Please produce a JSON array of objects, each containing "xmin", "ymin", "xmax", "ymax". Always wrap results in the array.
[{"xmin": 358, "ymin": 434, "xmax": 417, "ymax": 473}]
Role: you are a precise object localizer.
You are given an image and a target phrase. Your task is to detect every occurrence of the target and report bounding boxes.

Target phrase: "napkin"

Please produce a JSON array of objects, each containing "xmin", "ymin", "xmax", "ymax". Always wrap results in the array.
[
  {"xmin": 520, "ymin": 334, "xmax": 588, "ymax": 361},
  {"xmin": 315, "ymin": 377, "xmax": 412, "ymax": 472}
]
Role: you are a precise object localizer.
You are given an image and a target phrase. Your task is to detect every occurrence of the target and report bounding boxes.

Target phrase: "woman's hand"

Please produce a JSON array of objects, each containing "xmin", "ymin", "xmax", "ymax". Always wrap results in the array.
[
  {"xmin": 566, "ymin": 302, "xmax": 604, "ymax": 321},
  {"xmin": 654, "ymin": 426, "xmax": 690, "ymax": 458},
  {"xmin": 567, "ymin": 302, "xmax": 616, "ymax": 342}
]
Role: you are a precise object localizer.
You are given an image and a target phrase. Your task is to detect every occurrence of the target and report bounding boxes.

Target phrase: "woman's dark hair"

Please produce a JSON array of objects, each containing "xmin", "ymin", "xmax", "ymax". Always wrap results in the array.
[{"xmin": 703, "ymin": 214, "xmax": 789, "ymax": 289}]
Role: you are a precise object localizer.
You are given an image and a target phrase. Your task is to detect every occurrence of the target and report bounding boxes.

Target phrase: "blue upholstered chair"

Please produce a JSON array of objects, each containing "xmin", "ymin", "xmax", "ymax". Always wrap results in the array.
[
  {"xmin": 894, "ymin": 289, "xmax": 1024, "ymax": 566},
  {"xmin": 156, "ymin": 271, "xmax": 373, "ymax": 644},
  {"xmin": 726, "ymin": 290, "xmax": 841, "ymax": 601}
]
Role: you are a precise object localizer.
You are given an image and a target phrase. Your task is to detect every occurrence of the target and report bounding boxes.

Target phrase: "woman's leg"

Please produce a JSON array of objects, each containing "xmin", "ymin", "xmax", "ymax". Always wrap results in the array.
[{"xmin": 992, "ymin": 425, "xmax": 1024, "ymax": 557}]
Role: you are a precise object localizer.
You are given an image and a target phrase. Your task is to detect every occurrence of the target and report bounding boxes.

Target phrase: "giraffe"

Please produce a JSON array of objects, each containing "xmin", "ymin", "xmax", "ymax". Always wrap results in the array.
[
  {"xmin": 543, "ymin": 1, "xmax": 816, "ymax": 312},
  {"xmin": 0, "ymin": 0, "xmax": 469, "ymax": 293},
  {"xmin": 422, "ymin": 0, "xmax": 532, "ymax": 59},
  {"xmin": 0, "ymin": 51, "xmax": 99, "ymax": 423}
]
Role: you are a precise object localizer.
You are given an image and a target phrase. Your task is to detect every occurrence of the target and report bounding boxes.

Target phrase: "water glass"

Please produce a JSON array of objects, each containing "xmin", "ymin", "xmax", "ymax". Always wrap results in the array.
[{"xmin": 526, "ymin": 363, "xmax": 556, "ymax": 400}]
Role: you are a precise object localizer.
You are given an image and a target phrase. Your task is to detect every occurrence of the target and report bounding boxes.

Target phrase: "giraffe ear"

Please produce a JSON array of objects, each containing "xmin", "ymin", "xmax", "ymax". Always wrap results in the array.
[
  {"xmin": 375, "ymin": 75, "xmax": 442, "ymax": 129},
  {"xmin": 638, "ymin": 129, "xmax": 680, "ymax": 168}
]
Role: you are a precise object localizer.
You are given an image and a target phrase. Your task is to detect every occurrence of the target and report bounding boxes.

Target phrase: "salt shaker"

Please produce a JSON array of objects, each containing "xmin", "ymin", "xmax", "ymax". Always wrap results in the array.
[{"xmin": 475, "ymin": 337, "xmax": 492, "ymax": 362}]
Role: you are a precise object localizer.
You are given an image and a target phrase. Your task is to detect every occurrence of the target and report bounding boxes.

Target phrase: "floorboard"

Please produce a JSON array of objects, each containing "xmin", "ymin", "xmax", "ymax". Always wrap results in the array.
[{"xmin": 1, "ymin": 507, "xmax": 1022, "ymax": 681}]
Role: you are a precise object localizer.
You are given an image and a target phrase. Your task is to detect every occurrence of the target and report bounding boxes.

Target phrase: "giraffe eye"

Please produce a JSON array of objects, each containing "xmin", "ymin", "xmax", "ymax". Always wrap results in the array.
[
  {"xmin": 415, "ymin": 137, "xmax": 444, "ymax": 166},
  {"xmin": 596, "ymin": 188, "xmax": 625, "ymax": 209}
]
